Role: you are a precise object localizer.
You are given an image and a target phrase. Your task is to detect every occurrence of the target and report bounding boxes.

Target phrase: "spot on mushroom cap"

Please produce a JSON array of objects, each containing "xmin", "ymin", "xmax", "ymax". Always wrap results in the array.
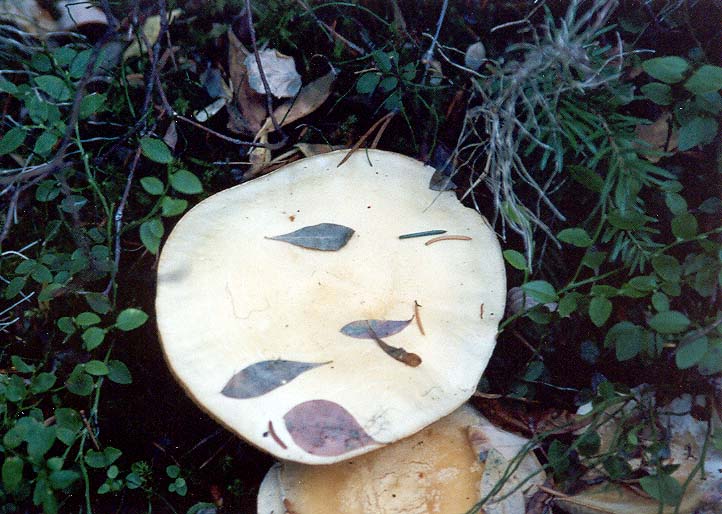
[{"xmin": 156, "ymin": 150, "xmax": 506, "ymax": 464}]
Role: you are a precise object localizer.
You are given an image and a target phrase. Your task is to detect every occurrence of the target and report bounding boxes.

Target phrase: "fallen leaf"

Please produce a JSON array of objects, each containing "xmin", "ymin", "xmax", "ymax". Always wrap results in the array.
[
  {"xmin": 340, "ymin": 318, "xmax": 413, "ymax": 339},
  {"xmin": 266, "ymin": 223, "xmax": 354, "ymax": 251},
  {"xmin": 0, "ymin": 0, "xmax": 57, "ymax": 34},
  {"xmin": 468, "ymin": 423, "xmax": 545, "ymax": 514},
  {"xmin": 283, "ymin": 399, "xmax": 377, "ymax": 456},
  {"xmin": 227, "ymin": 29, "xmax": 266, "ymax": 135},
  {"xmin": 221, "ymin": 360, "xmax": 330, "ymax": 399},
  {"xmin": 429, "ymin": 169, "xmax": 457, "ymax": 191},
  {"xmin": 194, "ymin": 98, "xmax": 229, "ymax": 122},
  {"xmin": 295, "ymin": 143, "xmax": 338, "ymax": 157},
  {"xmin": 372, "ymin": 336, "xmax": 422, "ymax": 367},
  {"xmin": 269, "ymin": 70, "xmax": 336, "ymax": 131},
  {"xmin": 635, "ymin": 113, "xmax": 678, "ymax": 163},
  {"xmin": 464, "ymin": 41, "xmax": 486, "ymax": 71},
  {"xmin": 245, "ymin": 49, "xmax": 301, "ymax": 98},
  {"xmin": 123, "ymin": 9, "xmax": 182, "ymax": 61},
  {"xmin": 163, "ymin": 122, "xmax": 177, "ymax": 150}
]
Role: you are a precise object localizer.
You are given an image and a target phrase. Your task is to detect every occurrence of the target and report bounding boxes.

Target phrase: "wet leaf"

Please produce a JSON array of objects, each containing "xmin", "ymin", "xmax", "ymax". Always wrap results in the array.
[
  {"xmin": 283, "ymin": 399, "xmax": 377, "ymax": 456},
  {"xmin": 267, "ymin": 223, "xmax": 354, "ymax": 251},
  {"xmin": 340, "ymin": 318, "xmax": 412, "ymax": 339},
  {"xmin": 221, "ymin": 360, "xmax": 330, "ymax": 399}
]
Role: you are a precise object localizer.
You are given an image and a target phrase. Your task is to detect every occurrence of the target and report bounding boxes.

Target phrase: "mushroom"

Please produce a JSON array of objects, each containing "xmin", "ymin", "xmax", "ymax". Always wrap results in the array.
[
  {"xmin": 156, "ymin": 150, "xmax": 506, "ymax": 464},
  {"xmin": 257, "ymin": 404, "xmax": 544, "ymax": 514}
]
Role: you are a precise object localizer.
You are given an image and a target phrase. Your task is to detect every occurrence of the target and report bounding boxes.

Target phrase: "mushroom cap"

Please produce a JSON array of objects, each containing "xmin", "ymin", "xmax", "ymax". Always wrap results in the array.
[
  {"xmin": 260, "ymin": 405, "xmax": 486, "ymax": 514},
  {"xmin": 156, "ymin": 150, "xmax": 505, "ymax": 464}
]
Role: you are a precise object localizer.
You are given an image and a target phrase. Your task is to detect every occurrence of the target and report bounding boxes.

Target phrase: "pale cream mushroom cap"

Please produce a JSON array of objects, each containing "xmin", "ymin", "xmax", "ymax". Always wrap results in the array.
[{"xmin": 156, "ymin": 150, "xmax": 505, "ymax": 464}]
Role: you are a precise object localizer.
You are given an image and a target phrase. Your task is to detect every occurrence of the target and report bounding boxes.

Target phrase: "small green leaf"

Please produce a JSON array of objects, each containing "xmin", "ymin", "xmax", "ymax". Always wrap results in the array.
[
  {"xmin": 640, "ymin": 82, "xmax": 672, "ymax": 105},
  {"xmin": 169, "ymin": 169, "xmax": 203, "ymax": 194},
  {"xmin": 49, "ymin": 469, "xmax": 80, "ymax": 490},
  {"xmin": 582, "ymin": 250, "xmax": 606, "ymax": 270},
  {"xmin": 651, "ymin": 291, "xmax": 670, "ymax": 312},
  {"xmin": 69, "ymin": 49, "xmax": 92, "ymax": 78},
  {"xmin": 628, "ymin": 275, "xmax": 657, "ymax": 292},
  {"xmin": 75, "ymin": 311, "xmax": 101, "ymax": 327},
  {"xmin": 664, "ymin": 192, "xmax": 687, "ymax": 215},
  {"xmin": 648, "ymin": 311, "xmax": 690, "ymax": 334},
  {"xmin": 606, "ymin": 321, "xmax": 643, "ymax": 361},
  {"xmin": 568, "ymin": 165, "xmax": 603, "ymax": 192},
  {"xmin": 34, "ymin": 130, "xmax": 58, "ymax": 156},
  {"xmin": 2, "ymin": 456, "xmax": 24, "ymax": 493},
  {"xmin": 11, "ymin": 355, "xmax": 35, "ymax": 373},
  {"xmin": 642, "ymin": 56, "xmax": 689, "ymax": 84},
  {"xmin": 166, "ymin": 465, "xmax": 180, "ymax": 478},
  {"xmin": 698, "ymin": 340, "xmax": 722, "ymax": 376},
  {"xmin": 79, "ymin": 93, "xmax": 106, "ymax": 119},
  {"xmin": 81, "ymin": 327, "xmax": 106, "ymax": 351},
  {"xmin": 640, "ymin": 474, "xmax": 683, "ymax": 505},
  {"xmin": 557, "ymin": 227, "xmax": 593, "ymax": 247},
  {"xmin": 608, "ymin": 209, "xmax": 646, "ymax": 230},
  {"xmin": 66, "ymin": 365, "xmax": 94, "ymax": 396},
  {"xmin": 34, "ymin": 75, "xmax": 71, "ymax": 101},
  {"xmin": 373, "ymin": 51, "xmax": 392, "ymax": 73},
  {"xmin": 160, "ymin": 197, "xmax": 188, "ymax": 217},
  {"xmin": 139, "ymin": 221, "xmax": 162, "ymax": 254},
  {"xmin": 0, "ymin": 127, "xmax": 26, "ymax": 155},
  {"xmin": 671, "ymin": 212, "xmax": 698, "ymax": 240},
  {"xmin": 84, "ymin": 360, "xmax": 109, "ymax": 376},
  {"xmin": 684, "ymin": 65, "xmax": 722, "ymax": 94},
  {"xmin": 116, "ymin": 308, "xmax": 148, "ymax": 331},
  {"xmin": 31, "ymin": 372, "xmax": 57, "ymax": 393},
  {"xmin": 589, "ymin": 297, "xmax": 612, "ymax": 327},
  {"xmin": 651, "ymin": 254, "xmax": 681, "ymax": 282},
  {"xmin": 557, "ymin": 293, "xmax": 579, "ymax": 318},
  {"xmin": 521, "ymin": 280, "xmax": 558, "ymax": 304},
  {"xmin": 140, "ymin": 176, "xmax": 164, "ymax": 195},
  {"xmin": 0, "ymin": 77, "xmax": 18, "ymax": 95},
  {"xmin": 5, "ymin": 276, "xmax": 26, "ymax": 299},
  {"xmin": 356, "ymin": 73, "xmax": 380, "ymax": 94},
  {"xmin": 57, "ymin": 317, "xmax": 75, "ymax": 335},
  {"xmin": 378, "ymin": 76, "xmax": 398, "ymax": 92},
  {"xmin": 678, "ymin": 117, "xmax": 718, "ymax": 150},
  {"xmin": 676, "ymin": 336, "xmax": 708, "ymax": 369},
  {"xmin": 502, "ymin": 249, "xmax": 527, "ymax": 271},
  {"xmin": 140, "ymin": 137, "xmax": 173, "ymax": 164},
  {"xmin": 85, "ymin": 292, "xmax": 111, "ymax": 314},
  {"xmin": 107, "ymin": 360, "xmax": 132, "ymax": 384}
]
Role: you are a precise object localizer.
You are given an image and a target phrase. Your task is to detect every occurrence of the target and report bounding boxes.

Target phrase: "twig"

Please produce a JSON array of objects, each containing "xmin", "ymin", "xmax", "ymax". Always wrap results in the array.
[
  {"xmin": 421, "ymin": 0, "xmax": 449, "ymax": 80},
  {"xmin": 337, "ymin": 111, "xmax": 395, "ymax": 167},
  {"xmin": 175, "ymin": 115, "xmax": 266, "ymax": 147},
  {"xmin": 80, "ymin": 410, "xmax": 100, "ymax": 450},
  {"xmin": 295, "ymin": 0, "xmax": 364, "ymax": 55},
  {"xmin": 245, "ymin": 0, "xmax": 288, "ymax": 144},
  {"xmin": 105, "ymin": 146, "xmax": 142, "ymax": 296}
]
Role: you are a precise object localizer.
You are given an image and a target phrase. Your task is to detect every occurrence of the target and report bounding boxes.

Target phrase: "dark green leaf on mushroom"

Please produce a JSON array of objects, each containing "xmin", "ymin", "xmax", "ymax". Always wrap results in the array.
[
  {"xmin": 340, "ymin": 318, "xmax": 413, "ymax": 339},
  {"xmin": 221, "ymin": 360, "xmax": 331, "ymax": 399},
  {"xmin": 266, "ymin": 223, "xmax": 354, "ymax": 250},
  {"xmin": 283, "ymin": 399, "xmax": 377, "ymax": 456}
]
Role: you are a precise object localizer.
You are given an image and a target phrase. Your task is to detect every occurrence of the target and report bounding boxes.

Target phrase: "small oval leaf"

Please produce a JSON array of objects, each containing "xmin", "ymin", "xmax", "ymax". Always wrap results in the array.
[
  {"xmin": 340, "ymin": 318, "xmax": 412, "ymax": 339},
  {"xmin": 267, "ymin": 223, "xmax": 354, "ymax": 251},
  {"xmin": 283, "ymin": 399, "xmax": 377, "ymax": 456},
  {"xmin": 221, "ymin": 360, "xmax": 330, "ymax": 399}
]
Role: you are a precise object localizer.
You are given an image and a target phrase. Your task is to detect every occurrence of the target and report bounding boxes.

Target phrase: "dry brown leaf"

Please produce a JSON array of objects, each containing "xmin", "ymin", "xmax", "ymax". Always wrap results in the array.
[
  {"xmin": 227, "ymin": 29, "xmax": 267, "ymax": 135},
  {"xmin": 123, "ymin": 9, "xmax": 182, "ymax": 61},
  {"xmin": 294, "ymin": 143, "xmax": 339, "ymax": 157},
  {"xmin": 268, "ymin": 71, "xmax": 336, "ymax": 132},
  {"xmin": 0, "ymin": 0, "xmax": 56, "ymax": 34},
  {"xmin": 636, "ymin": 113, "xmax": 678, "ymax": 163}
]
